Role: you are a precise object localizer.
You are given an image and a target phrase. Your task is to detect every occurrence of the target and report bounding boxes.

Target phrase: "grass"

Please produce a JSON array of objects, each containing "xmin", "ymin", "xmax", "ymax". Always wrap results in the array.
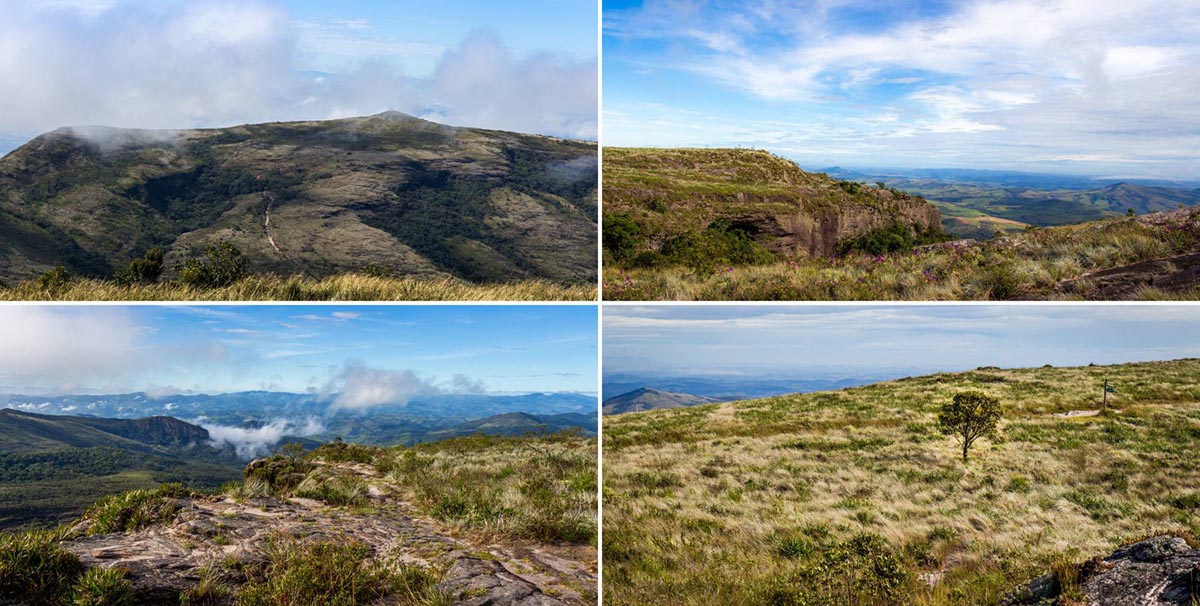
[
  {"xmin": 0, "ymin": 273, "xmax": 596, "ymax": 301},
  {"xmin": 80, "ymin": 483, "xmax": 192, "ymax": 535},
  {"xmin": 380, "ymin": 434, "xmax": 597, "ymax": 544},
  {"xmin": 605, "ymin": 213, "xmax": 1200, "ymax": 300},
  {"xmin": 69, "ymin": 567, "xmax": 135, "ymax": 606},
  {"xmin": 0, "ymin": 527, "xmax": 84, "ymax": 605},
  {"xmin": 603, "ymin": 359, "xmax": 1200, "ymax": 606},
  {"xmin": 232, "ymin": 435, "xmax": 598, "ymax": 544},
  {"xmin": 234, "ymin": 537, "xmax": 448, "ymax": 606}
]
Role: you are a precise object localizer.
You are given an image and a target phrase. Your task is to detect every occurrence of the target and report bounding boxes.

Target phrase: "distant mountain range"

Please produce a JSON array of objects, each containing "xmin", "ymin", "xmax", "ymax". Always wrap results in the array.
[
  {"xmin": 602, "ymin": 373, "xmax": 891, "ymax": 403},
  {"xmin": 0, "ymin": 389, "xmax": 597, "ymax": 450},
  {"xmin": 0, "ymin": 112, "xmax": 597, "ymax": 284},
  {"xmin": 602, "ymin": 388, "xmax": 719, "ymax": 415},
  {"xmin": 822, "ymin": 167, "xmax": 1200, "ymax": 238}
]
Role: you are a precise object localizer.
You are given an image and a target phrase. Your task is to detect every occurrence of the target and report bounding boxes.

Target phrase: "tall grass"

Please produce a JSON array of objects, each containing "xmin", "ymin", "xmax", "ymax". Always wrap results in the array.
[
  {"xmin": 380, "ymin": 434, "xmax": 598, "ymax": 544},
  {"xmin": 0, "ymin": 274, "xmax": 596, "ymax": 301},
  {"xmin": 603, "ymin": 359, "xmax": 1200, "ymax": 606}
]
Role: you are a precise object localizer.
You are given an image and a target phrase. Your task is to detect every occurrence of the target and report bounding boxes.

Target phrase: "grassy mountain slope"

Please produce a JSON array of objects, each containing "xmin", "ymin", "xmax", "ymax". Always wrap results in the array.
[
  {"xmin": 602, "ymin": 388, "xmax": 719, "ymax": 415},
  {"xmin": 603, "ymin": 148, "xmax": 943, "ymax": 266},
  {"xmin": 0, "ymin": 410, "xmax": 241, "ymax": 528},
  {"xmin": 0, "ymin": 112, "xmax": 596, "ymax": 285},
  {"xmin": 603, "ymin": 359, "xmax": 1200, "ymax": 606}
]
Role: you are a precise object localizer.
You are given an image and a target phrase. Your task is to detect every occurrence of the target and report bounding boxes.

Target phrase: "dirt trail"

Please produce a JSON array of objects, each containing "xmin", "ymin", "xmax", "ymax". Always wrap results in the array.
[
  {"xmin": 260, "ymin": 191, "xmax": 316, "ymax": 279},
  {"xmin": 63, "ymin": 461, "xmax": 595, "ymax": 605}
]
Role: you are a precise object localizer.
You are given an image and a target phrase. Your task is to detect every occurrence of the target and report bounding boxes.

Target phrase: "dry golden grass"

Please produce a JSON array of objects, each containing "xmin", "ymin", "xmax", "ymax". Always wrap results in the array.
[
  {"xmin": 0, "ymin": 274, "xmax": 596, "ymax": 301},
  {"xmin": 603, "ymin": 359, "xmax": 1200, "ymax": 606}
]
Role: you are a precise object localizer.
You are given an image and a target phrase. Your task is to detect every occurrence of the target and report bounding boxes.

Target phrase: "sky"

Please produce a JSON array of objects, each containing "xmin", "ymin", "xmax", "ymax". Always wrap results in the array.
[
  {"xmin": 604, "ymin": 0, "xmax": 1200, "ymax": 179},
  {"xmin": 0, "ymin": 305, "xmax": 598, "ymax": 397},
  {"xmin": 604, "ymin": 305, "xmax": 1200, "ymax": 377},
  {"xmin": 0, "ymin": 0, "xmax": 598, "ymax": 154}
]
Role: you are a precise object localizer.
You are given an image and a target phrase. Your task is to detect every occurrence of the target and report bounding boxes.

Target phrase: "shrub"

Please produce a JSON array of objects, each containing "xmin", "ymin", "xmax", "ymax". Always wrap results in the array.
[
  {"xmin": 243, "ymin": 455, "xmax": 312, "ymax": 495},
  {"xmin": 603, "ymin": 213, "xmax": 642, "ymax": 264},
  {"xmin": 178, "ymin": 242, "xmax": 248, "ymax": 288},
  {"xmin": 0, "ymin": 528, "xmax": 85, "ymax": 605},
  {"xmin": 36, "ymin": 265, "xmax": 72, "ymax": 292},
  {"xmin": 659, "ymin": 221, "xmax": 775, "ymax": 272},
  {"xmin": 83, "ymin": 484, "xmax": 190, "ymax": 535},
  {"xmin": 234, "ymin": 538, "xmax": 444, "ymax": 606},
  {"xmin": 116, "ymin": 248, "xmax": 164, "ymax": 285},
  {"xmin": 70, "ymin": 567, "xmax": 134, "ymax": 606},
  {"xmin": 836, "ymin": 222, "xmax": 949, "ymax": 256},
  {"xmin": 293, "ymin": 469, "xmax": 368, "ymax": 507}
]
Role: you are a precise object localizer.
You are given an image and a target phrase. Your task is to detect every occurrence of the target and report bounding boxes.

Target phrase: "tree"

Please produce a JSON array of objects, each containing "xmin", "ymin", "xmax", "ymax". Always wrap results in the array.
[
  {"xmin": 938, "ymin": 391, "xmax": 1002, "ymax": 463},
  {"xmin": 178, "ymin": 241, "xmax": 248, "ymax": 288},
  {"xmin": 117, "ymin": 247, "xmax": 164, "ymax": 285}
]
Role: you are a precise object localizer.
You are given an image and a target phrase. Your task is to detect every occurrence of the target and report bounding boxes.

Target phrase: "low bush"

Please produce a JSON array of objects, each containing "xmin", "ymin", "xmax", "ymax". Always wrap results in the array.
[
  {"xmin": 82, "ymin": 484, "xmax": 191, "ymax": 535},
  {"xmin": 0, "ymin": 528, "xmax": 85, "ymax": 605}
]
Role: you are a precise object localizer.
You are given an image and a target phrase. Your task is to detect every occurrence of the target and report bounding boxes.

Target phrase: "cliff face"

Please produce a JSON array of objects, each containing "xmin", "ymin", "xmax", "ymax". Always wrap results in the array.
[{"xmin": 603, "ymin": 147, "xmax": 941, "ymax": 259}]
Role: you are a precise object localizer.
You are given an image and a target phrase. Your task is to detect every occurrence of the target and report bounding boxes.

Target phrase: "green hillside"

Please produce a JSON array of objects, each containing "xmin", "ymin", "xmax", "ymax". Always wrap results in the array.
[
  {"xmin": 0, "ymin": 112, "xmax": 597, "ymax": 286},
  {"xmin": 0, "ymin": 410, "xmax": 240, "ymax": 528},
  {"xmin": 604, "ymin": 359, "xmax": 1200, "ymax": 606}
]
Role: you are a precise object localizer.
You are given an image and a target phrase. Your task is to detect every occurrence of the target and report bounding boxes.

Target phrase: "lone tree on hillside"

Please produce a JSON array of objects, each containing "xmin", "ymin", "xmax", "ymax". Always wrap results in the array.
[{"xmin": 938, "ymin": 391, "xmax": 1002, "ymax": 463}]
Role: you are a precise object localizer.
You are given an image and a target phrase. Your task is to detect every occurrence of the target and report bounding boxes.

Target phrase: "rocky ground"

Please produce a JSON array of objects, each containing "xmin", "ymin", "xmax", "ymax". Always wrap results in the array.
[
  {"xmin": 1005, "ymin": 536, "xmax": 1200, "ymax": 606},
  {"xmin": 58, "ymin": 461, "xmax": 595, "ymax": 606}
]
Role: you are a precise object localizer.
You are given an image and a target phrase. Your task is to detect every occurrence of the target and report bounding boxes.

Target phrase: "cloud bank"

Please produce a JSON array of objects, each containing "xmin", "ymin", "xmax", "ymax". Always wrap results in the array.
[
  {"xmin": 201, "ymin": 416, "xmax": 324, "ymax": 459},
  {"xmin": 0, "ymin": 0, "xmax": 596, "ymax": 150}
]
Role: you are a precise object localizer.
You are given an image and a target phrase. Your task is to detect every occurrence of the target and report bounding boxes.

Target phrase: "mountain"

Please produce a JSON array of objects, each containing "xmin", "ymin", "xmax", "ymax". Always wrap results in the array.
[
  {"xmin": 0, "ymin": 112, "xmax": 597, "ymax": 284},
  {"xmin": 0, "ymin": 409, "xmax": 242, "ymax": 527},
  {"xmin": 822, "ymin": 167, "xmax": 1200, "ymax": 237},
  {"xmin": 602, "ymin": 388, "xmax": 718, "ymax": 415},
  {"xmin": 0, "ymin": 408, "xmax": 222, "ymax": 456},
  {"xmin": 431, "ymin": 411, "xmax": 597, "ymax": 438},
  {"xmin": 1, "ymin": 390, "xmax": 596, "ymax": 426},
  {"xmin": 603, "ymin": 148, "xmax": 942, "ymax": 264},
  {"xmin": 601, "ymin": 373, "xmax": 891, "ymax": 402}
]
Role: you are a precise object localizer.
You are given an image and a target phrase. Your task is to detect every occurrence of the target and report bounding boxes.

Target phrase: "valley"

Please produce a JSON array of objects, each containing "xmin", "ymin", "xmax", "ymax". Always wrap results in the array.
[
  {"xmin": 602, "ymin": 358, "xmax": 1200, "ymax": 606},
  {"xmin": 0, "ymin": 391, "xmax": 596, "ymax": 530}
]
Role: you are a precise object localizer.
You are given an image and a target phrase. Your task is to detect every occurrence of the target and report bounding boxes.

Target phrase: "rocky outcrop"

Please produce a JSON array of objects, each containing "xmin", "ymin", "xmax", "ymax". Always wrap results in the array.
[
  {"xmin": 56, "ymin": 460, "xmax": 595, "ymax": 606},
  {"xmin": 1005, "ymin": 536, "xmax": 1200, "ymax": 606},
  {"xmin": 603, "ymin": 147, "xmax": 943, "ymax": 260}
]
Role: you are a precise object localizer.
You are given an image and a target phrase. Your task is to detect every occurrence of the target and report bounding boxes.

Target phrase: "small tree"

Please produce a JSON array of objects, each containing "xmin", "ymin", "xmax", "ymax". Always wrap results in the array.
[
  {"xmin": 117, "ymin": 247, "xmax": 164, "ymax": 285},
  {"xmin": 938, "ymin": 391, "xmax": 1002, "ymax": 463}
]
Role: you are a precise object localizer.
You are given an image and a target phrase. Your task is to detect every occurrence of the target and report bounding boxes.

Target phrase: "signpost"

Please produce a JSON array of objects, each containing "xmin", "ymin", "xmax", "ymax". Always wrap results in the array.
[{"xmin": 1102, "ymin": 379, "xmax": 1115, "ymax": 410}]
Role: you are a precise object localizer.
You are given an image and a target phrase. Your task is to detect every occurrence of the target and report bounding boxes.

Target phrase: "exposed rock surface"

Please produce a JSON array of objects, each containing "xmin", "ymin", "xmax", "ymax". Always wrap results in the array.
[
  {"xmin": 1005, "ymin": 536, "xmax": 1200, "ymax": 606},
  {"xmin": 55, "ymin": 460, "xmax": 595, "ymax": 606}
]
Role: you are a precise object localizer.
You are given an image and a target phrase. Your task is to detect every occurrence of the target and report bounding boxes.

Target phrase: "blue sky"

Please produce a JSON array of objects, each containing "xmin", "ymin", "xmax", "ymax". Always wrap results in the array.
[
  {"xmin": 0, "ymin": 305, "xmax": 598, "ymax": 396},
  {"xmin": 604, "ymin": 0, "xmax": 1200, "ymax": 179},
  {"xmin": 0, "ymin": 0, "xmax": 597, "ymax": 153},
  {"xmin": 604, "ymin": 305, "xmax": 1200, "ymax": 377}
]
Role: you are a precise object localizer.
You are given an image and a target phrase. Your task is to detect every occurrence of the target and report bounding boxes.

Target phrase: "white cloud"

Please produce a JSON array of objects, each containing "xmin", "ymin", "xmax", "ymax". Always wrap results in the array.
[
  {"xmin": 606, "ymin": 0, "xmax": 1200, "ymax": 177},
  {"xmin": 327, "ymin": 362, "xmax": 442, "ymax": 410},
  {"xmin": 0, "ymin": 1, "xmax": 596, "ymax": 148},
  {"xmin": 0, "ymin": 307, "xmax": 140, "ymax": 385},
  {"xmin": 201, "ymin": 416, "xmax": 324, "ymax": 459}
]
